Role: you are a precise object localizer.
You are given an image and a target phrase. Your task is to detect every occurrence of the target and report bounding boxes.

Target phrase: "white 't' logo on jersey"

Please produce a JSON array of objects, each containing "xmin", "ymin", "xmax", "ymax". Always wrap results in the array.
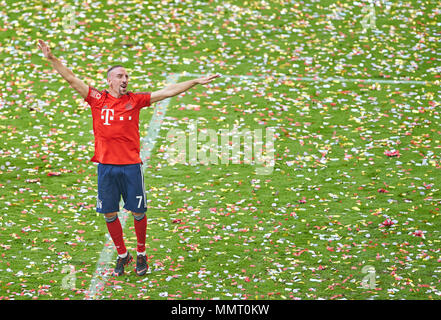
[{"xmin": 101, "ymin": 108, "xmax": 114, "ymax": 125}]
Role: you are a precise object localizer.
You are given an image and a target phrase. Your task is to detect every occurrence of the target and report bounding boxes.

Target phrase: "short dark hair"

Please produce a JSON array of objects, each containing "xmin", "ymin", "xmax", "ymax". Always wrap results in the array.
[{"xmin": 107, "ymin": 65, "xmax": 125, "ymax": 79}]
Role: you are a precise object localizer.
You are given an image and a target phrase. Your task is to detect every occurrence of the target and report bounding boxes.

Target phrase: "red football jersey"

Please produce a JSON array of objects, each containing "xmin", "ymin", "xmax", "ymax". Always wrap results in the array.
[{"xmin": 85, "ymin": 87, "xmax": 151, "ymax": 164}]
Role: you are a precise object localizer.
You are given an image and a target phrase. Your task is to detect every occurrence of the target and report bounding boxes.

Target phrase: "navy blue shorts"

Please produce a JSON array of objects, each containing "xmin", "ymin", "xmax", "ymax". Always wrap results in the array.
[{"xmin": 96, "ymin": 163, "xmax": 147, "ymax": 214}]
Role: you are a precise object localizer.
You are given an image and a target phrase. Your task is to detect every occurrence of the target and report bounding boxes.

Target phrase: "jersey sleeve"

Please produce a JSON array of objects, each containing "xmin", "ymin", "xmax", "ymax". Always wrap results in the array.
[
  {"xmin": 134, "ymin": 92, "xmax": 151, "ymax": 109},
  {"xmin": 85, "ymin": 87, "xmax": 104, "ymax": 108}
]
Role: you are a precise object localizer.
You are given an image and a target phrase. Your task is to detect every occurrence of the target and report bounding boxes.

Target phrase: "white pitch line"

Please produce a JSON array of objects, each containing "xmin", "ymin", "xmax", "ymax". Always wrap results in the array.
[
  {"xmin": 86, "ymin": 73, "xmax": 180, "ymax": 300},
  {"xmin": 181, "ymin": 71, "xmax": 433, "ymax": 85}
]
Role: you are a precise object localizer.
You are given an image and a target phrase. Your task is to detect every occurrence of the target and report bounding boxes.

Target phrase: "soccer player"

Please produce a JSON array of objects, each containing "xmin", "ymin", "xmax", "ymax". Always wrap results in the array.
[{"xmin": 37, "ymin": 39, "xmax": 219, "ymax": 276}]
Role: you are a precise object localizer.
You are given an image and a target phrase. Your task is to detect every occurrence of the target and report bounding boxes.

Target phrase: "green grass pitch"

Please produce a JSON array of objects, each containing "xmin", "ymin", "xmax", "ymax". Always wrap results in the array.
[{"xmin": 0, "ymin": 0, "xmax": 440, "ymax": 300}]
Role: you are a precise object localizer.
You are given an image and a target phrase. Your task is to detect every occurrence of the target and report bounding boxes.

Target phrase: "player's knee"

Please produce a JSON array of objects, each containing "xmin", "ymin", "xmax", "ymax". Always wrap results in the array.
[
  {"xmin": 104, "ymin": 212, "xmax": 118, "ymax": 223},
  {"xmin": 132, "ymin": 212, "xmax": 145, "ymax": 221}
]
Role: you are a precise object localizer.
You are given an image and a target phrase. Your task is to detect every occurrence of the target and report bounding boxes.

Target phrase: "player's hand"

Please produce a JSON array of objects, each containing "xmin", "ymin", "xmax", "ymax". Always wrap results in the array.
[
  {"xmin": 196, "ymin": 74, "xmax": 221, "ymax": 85},
  {"xmin": 37, "ymin": 39, "xmax": 55, "ymax": 60}
]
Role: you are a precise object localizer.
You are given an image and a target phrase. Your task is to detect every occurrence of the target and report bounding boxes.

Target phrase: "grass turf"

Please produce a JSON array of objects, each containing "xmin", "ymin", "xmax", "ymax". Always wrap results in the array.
[{"xmin": 0, "ymin": 0, "xmax": 440, "ymax": 300}]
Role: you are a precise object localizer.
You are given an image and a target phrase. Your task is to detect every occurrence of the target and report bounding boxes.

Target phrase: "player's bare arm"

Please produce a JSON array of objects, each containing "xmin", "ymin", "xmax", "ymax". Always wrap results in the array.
[
  {"xmin": 150, "ymin": 74, "xmax": 220, "ymax": 104},
  {"xmin": 37, "ymin": 39, "xmax": 89, "ymax": 99}
]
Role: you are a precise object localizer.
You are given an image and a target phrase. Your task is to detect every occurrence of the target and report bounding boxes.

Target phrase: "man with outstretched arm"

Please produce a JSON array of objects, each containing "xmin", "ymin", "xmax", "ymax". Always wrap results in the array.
[{"xmin": 37, "ymin": 39, "xmax": 220, "ymax": 276}]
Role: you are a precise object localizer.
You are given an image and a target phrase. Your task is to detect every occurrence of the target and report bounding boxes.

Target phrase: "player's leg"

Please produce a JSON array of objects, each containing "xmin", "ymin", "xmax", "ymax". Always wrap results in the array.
[
  {"xmin": 104, "ymin": 211, "xmax": 133, "ymax": 276},
  {"xmin": 121, "ymin": 164, "xmax": 148, "ymax": 276},
  {"xmin": 103, "ymin": 211, "xmax": 127, "ymax": 257},
  {"xmin": 132, "ymin": 211, "xmax": 148, "ymax": 276},
  {"xmin": 131, "ymin": 212, "xmax": 147, "ymax": 255}
]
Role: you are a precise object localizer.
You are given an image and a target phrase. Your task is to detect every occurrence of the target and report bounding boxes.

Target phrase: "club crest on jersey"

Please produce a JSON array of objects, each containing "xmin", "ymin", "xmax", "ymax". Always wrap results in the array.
[{"xmin": 125, "ymin": 103, "xmax": 134, "ymax": 110}]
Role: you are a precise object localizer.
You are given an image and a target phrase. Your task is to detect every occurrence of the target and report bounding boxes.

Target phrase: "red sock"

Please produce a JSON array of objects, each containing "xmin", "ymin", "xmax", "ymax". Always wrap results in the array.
[
  {"xmin": 134, "ymin": 214, "xmax": 147, "ymax": 253},
  {"xmin": 106, "ymin": 217, "xmax": 127, "ymax": 255}
]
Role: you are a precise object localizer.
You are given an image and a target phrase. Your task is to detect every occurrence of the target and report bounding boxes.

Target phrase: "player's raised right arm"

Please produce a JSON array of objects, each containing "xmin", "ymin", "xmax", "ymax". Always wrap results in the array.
[{"xmin": 37, "ymin": 39, "xmax": 89, "ymax": 99}]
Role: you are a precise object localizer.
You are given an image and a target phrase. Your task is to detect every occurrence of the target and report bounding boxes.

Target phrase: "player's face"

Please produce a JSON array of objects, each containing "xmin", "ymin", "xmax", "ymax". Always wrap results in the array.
[{"xmin": 108, "ymin": 67, "xmax": 129, "ymax": 96}]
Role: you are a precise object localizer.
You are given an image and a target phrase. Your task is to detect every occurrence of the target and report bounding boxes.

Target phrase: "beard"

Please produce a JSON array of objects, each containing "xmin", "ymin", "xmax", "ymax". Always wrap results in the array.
[{"xmin": 119, "ymin": 84, "xmax": 128, "ymax": 95}]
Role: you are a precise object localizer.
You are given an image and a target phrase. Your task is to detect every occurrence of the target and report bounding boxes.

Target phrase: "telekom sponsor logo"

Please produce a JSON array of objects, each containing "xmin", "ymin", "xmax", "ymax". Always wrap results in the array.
[
  {"xmin": 101, "ymin": 107, "xmax": 133, "ymax": 125},
  {"xmin": 101, "ymin": 108, "xmax": 114, "ymax": 125}
]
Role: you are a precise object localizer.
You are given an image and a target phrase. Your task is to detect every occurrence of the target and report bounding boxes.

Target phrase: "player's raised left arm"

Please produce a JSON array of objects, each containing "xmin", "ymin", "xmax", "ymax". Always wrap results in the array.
[
  {"xmin": 37, "ymin": 39, "xmax": 89, "ymax": 99},
  {"xmin": 150, "ymin": 74, "xmax": 220, "ymax": 104}
]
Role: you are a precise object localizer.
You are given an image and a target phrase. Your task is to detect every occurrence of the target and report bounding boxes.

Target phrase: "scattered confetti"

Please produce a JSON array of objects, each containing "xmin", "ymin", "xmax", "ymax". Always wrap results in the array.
[{"xmin": 0, "ymin": 0, "xmax": 440, "ymax": 301}]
